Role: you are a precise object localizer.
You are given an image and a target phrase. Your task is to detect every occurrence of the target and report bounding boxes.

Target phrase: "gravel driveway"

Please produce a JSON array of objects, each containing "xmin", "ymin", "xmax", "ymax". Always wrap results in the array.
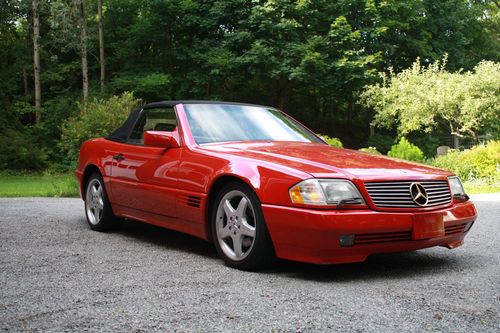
[{"xmin": 1, "ymin": 196, "xmax": 499, "ymax": 332}]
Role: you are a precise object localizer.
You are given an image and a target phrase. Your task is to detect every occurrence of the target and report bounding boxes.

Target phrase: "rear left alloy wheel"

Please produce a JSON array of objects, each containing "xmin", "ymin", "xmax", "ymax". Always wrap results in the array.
[
  {"xmin": 211, "ymin": 182, "xmax": 275, "ymax": 270},
  {"xmin": 85, "ymin": 173, "xmax": 117, "ymax": 231}
]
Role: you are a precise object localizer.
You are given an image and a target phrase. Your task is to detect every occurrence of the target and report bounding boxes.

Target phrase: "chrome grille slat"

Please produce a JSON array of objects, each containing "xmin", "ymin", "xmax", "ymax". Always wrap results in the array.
[
  {"xmin": 430, "ymin": 193, "xmax": 452, "ymax": 199},
  {"xmin": 430, "ymin": 196, "xmax": 452, "ymax": 200},
  {"xmin": 372, "ymin": 196, "xmax": 412, "ymax": 201},
  {"xmin": 426, "ymin": 190, "xmax": 450, "ymax": 194},
  {"xmin": 365, "ymin": 180, "xmax": 451, "ymax": 209},
  {"xmin": 429, "ymin": 198, "xmax": 452, "ymax": 202}
]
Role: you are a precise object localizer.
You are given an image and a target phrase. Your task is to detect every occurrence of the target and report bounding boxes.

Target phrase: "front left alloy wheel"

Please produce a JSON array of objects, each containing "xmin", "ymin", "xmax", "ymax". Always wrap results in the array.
[{"xmin": 211, "ymin": 181, "xmax": 275, "ymax": 270}]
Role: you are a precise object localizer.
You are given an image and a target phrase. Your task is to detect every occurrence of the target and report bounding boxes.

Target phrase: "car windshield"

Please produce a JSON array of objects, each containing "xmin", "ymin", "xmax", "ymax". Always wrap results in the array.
[{"xmin": 183, "ymin": 104, "xmax": 323, "ymax": 144}]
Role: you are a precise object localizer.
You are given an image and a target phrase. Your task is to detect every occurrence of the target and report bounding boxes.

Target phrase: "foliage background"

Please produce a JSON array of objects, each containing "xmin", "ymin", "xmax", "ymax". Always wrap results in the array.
[{"xmin": 0, "ymin": 0, "xmax": 499, "ymax": 172}]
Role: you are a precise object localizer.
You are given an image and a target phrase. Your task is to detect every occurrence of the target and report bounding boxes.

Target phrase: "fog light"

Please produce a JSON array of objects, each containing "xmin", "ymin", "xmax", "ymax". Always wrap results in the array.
[{"xmin": 339, "ymin": 235, "xmax": 354, "ymax": 247}]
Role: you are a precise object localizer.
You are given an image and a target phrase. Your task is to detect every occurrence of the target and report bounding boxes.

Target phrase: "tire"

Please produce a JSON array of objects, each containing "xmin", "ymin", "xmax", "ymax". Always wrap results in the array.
[
  {"xmin": 211, "ymin": 181, "xmax": 275, "ymax": 270},
  {"xmin": 84, "ymin": 172, "xmax": 118, "ymax": 231}
]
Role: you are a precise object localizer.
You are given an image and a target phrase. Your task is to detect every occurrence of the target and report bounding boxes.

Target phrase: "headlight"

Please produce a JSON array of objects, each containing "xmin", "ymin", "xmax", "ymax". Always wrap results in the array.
[
  {"xmin": 448, "ymin": 176, "xmax": 467, "ymax": 198},
  {"xmin": 289, "ymin": 179, "xmax": 365, "ymax": 207}
]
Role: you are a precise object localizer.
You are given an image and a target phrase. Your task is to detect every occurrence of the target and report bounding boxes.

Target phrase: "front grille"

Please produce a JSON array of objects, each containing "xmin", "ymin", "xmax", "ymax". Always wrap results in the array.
[
  {"xmin": 353, "ymin": 223, "xmax": 468, "ymax": 246},
  {"xmin": 445, "ymin": 222, "xmax": 468, "ymax": 235},
  {"xmin": 364, "ymin": 180, "xmax": 451, "ymax": 208},
  {"xmin": 354, "ymin": 231, "xmax": 412, "ymax": 245}
]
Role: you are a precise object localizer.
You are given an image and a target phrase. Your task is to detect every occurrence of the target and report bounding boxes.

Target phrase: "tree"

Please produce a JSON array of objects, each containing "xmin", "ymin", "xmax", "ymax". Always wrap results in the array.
[
  {"xmin": 1, "ymin": 0, "xmax": 500, "ymax": 171},
  {"xmin": 49, "ymin": 0, "xmax": 89, "ymax": 101},
  {"xmin": 32, "ymin": 0, "xmax": 41, "ymax": 123},
  {"xmin": 98, "ymin": 0, "xmax": 104, "ymax": 93},
  {"xmin": 361, "ymin": 58, "xmax": 500, "ymax": 144},
  {"xmin": 79, "ymin": 0, "xmax": 88, "ymax": 101}
]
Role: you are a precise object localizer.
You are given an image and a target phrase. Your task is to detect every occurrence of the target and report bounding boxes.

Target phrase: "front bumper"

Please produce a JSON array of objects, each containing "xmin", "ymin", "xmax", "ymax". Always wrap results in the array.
[{"xmin": 262, "ymin": 201, "xmax": 477, "ymax": 264}]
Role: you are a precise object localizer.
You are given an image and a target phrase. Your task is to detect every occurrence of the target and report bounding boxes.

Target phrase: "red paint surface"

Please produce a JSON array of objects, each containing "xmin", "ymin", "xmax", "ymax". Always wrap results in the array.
[{"xmin": 75, "ymin": 103, "xmax": 477, "ymax": 264}]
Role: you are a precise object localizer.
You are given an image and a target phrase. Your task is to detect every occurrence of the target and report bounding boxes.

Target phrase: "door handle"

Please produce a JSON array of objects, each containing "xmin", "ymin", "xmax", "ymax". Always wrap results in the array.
[{"xmin": 113, "ymin": 154, "xmax": 125, "ymax": 161}]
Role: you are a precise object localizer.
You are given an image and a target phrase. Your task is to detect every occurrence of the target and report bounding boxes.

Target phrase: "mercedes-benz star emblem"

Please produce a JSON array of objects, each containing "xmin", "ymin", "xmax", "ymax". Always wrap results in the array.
[{"xmin": 410, "ymin": 182, "xmax": 429, "ymax": 206}]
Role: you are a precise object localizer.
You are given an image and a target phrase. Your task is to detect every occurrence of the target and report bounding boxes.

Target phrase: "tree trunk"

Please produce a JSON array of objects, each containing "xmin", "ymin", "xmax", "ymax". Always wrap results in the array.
[
  {"xmin": 32, "ymin": 0, "xmax": 41, "ymax": 124},
  {"xmin": 453, "ymin": 134, "xmax": 460, "ymax": 149},
  {"xmin": 449, "ymin": 122, "xmax": 460, "ymax": 149},
  {"xmin": 98, "ymin": 0, "xmax": 105, "ymax": 93},
  {"xmin": 277, "ymin": 76, "xmax": 288, "ymax": 111},
  {"xmin": 347, "ymin": 95, "xmax": 353, "ymax": 125},
  {"xmin": 80, "ymin": 0, "xmax": 89, "ymax": 101},
  {"xmin": 23, "ymin": 68, "xmax": 29, "ymax": 97}
]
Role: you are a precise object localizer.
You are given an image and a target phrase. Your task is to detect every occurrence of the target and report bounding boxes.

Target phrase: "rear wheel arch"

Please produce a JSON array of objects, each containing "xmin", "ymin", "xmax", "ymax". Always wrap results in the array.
[
  {"xmin": 83, "ymin": 171, "xmax": 118, "ymax": 231},
  {"xmin": 82, "ymin": 164, "xmax": 102, "ymax": 196}
]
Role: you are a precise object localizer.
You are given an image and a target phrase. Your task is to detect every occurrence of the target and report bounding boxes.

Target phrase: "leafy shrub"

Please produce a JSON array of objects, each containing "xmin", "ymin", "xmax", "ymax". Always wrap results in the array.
[
  {"xmin": 60, "ymin": 92, "xmax": 141, "ymax": 161},
  {"xmin": 359, "ymin": 147, "xmax": 382, "ymax": 155},
  {"xmin": 432, "ymin": 140, "xmax": 500, "ymax": 181},
  {"xmin": 387, "ymin": 138, "xmax": 425, "ymax": 162},
  {"xmin": 406, "ymin": 133, "xmax": 440, "ymax": 157},
  {"xmin": 0, "ymin": 127, "xmax": 49, "ymax": 170},
  {"xmin": 366, "ymin": 133, "xmax": 394, "ymax": 154},
  {"xmin": 320, "ymin": 135, "xmax": 343, "ymax": 148}
]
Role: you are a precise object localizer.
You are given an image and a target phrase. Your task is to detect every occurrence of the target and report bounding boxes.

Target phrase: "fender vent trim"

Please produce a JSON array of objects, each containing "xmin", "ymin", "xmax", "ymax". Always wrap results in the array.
[{"xmin": 187, "ymin": 196, "xmax": 201, "ymax": 208}]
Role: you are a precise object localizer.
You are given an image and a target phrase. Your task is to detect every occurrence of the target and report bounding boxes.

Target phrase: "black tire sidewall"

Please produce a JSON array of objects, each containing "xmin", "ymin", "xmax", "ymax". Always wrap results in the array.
[
  {"xmin": 84, "ymin": 172, "xmax": 116, "ymax": 231},
  {"xmin": 211, "ymin": 181, "xmax": 274, "ymax": 270}
]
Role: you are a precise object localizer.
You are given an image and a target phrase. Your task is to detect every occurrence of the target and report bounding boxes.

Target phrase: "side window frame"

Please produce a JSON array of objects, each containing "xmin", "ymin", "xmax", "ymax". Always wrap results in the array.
[{"xmin": 126, "ymin": 107, "xmax": 180, "ymax": 145}]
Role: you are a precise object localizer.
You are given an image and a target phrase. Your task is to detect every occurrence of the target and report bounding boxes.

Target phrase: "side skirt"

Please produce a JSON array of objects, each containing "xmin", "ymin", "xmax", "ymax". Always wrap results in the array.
[{"xmin": 113, "ymin": 204, "xmax": 210, "ymax": 241}]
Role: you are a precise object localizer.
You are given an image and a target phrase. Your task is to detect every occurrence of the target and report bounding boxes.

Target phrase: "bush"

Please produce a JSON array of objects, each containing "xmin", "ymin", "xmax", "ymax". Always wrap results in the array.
[
  {"xmin": 359, "ymin": 147, "xmax": 382, "ymax": 155},
  {"xmin": 387, "ymin": 138, "xmax": 425, "ymax": 162},
  {"xmin": 366, "ymin": 133, "xmax": 394, "ymax": 154},
  {"xmin": 406, "ymin": 133, "xmax": 440, "ymax": 158},
  {"xmin": 320, "ymin": 135, "xmax": 343, "ymax": 148},
  {"xmin": 0, "ymin": 127, "xmax": 49, "ymax": 170},
  {"xmin": 432, "ymin": 140, "xmax": 500, "ymax": 181},
  {"xmin": 60, "ymin": 92, "xmax": 141, "ymax": 161}
]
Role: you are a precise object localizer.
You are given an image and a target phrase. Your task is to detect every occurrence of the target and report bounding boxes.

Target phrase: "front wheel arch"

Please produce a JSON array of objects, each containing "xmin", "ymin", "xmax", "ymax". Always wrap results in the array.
[
  {"xmin": 209, "ymin": 180, "xmax": 275, "ymax": 269},
  {"xmin": 205, "ymin": 175, "xmax": 257, "ymax": 241}
]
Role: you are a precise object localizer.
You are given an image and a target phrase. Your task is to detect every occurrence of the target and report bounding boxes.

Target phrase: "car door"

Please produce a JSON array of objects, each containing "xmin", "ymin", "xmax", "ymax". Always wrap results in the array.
[{"xmin": 109, "ymin": 107, "xmax": 181, "ymax": 219}]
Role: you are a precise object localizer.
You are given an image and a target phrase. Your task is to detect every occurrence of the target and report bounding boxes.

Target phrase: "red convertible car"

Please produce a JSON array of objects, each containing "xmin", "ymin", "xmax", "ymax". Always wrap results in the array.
[{"xmin": 75, "ymin": 101, "xmax": 477, "ymax": 269}]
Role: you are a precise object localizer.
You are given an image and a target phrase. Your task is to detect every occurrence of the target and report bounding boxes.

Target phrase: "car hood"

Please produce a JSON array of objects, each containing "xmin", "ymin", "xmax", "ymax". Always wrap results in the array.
[{"xmin": 199, "ymin": 141, "xmax": 452, "ymax": 181}]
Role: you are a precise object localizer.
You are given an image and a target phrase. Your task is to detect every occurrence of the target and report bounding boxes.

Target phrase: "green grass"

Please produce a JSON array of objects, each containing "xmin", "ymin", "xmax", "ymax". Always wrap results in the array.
[
  {"xmin": 0, "ymin": 172, "xmax": 79, "ymax": 197},
  {"xmin": 0, "ymin": 172, "xmax": 497, "ymax": 198},
  {"xmin": 463, "ymin": 180, "xmax": 500, "ymax": 195}
]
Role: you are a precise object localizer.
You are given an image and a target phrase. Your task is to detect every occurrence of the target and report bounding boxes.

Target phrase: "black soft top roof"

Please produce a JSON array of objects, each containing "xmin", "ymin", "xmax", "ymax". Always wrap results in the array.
[
  {"xmin": 106, "ymin": 100, "xmax": 270, "ymax": 142},
  {"xmin": 143, "ymin": 100, "xmax": 268, "ymax": 109}
]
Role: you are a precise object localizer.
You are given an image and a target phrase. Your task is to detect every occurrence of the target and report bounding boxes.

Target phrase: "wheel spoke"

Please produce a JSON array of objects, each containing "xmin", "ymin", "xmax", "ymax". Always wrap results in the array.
[
  {"xmin": 240, "ymin": 219, "xmax": 255, "ymax": 237},
  {"xmin": 235, "ymin": 197, "xmax": 248, "ymax": 218},
  {"xmin": 223, "ymin": 199, "xmax": 235, "ymax": 216},
  {"xmin": 97, "ymin": 185, "xmax": 103, "ymax": 197},
  {"xmin": 91, "ymin": 184, "xmax": 98, "ymax": 195},
  {"xmin": 232, "ymin": 235, "xmax": 243, "ymax": 257},
  {"xmin": 94, "ymin": 207, "xmax": 102, "ymax": 221},
  {"xmin": 97, "ymin": 198, "xmax": 104, "ymax": 209},
  {"xmin": 218, "ymin": 223, "xmax": 231, "ymax": 239}
]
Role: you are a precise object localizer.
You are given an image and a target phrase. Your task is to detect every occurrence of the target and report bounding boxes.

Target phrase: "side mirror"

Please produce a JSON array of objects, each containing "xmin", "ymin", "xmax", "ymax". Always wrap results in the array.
[{"xmin": 143, "ymin": 131, "xmax": 180, "ymax": 148}]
